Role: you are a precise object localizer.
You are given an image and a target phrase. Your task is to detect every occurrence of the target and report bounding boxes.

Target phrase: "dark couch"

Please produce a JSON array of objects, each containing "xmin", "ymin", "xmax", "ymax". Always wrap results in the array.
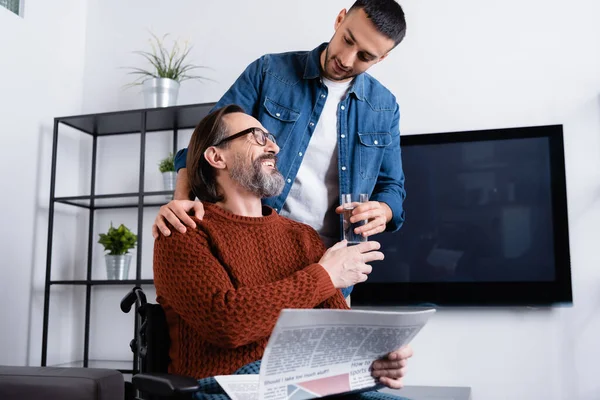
[{"xmin": 0, "ymin": 365, "xmax": 124, "ymax": 400}]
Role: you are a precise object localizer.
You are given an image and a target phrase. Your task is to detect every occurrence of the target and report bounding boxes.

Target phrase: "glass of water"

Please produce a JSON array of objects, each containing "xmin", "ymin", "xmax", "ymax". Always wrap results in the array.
[{"xmin": 341, "ymin": 193, "xmax": 369, "ymax": 244}]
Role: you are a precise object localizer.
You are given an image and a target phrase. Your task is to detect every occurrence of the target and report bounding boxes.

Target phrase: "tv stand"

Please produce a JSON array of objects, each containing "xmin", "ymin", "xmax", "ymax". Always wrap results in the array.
[{"xmin": 380, "ymin": 384, "xmax": 472, "ymax": 400}]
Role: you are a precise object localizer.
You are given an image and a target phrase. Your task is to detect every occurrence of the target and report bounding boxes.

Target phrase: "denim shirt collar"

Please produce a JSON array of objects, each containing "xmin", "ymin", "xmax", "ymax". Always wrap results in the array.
[{"xmin": 303, "ymin": 42, "xmax": 365, "ymax": 101}]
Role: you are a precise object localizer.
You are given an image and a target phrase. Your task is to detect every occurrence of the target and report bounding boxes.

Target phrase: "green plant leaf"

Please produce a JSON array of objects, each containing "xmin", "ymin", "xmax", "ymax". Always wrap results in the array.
[
  {"xmin": 123, "ymin": 31, "xmax": 213, "ymax": 86},
  {"xmin": 98, "ymin": 222, "xmax": 138, "ymax": 256},
  {"xmin": 158, "ymin": 152, "xmax": 175, "ymax": 173}
]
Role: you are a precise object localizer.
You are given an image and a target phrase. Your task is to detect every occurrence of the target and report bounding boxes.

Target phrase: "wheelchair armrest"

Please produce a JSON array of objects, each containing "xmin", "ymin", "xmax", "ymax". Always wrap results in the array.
[{"xmin": 133, "ymin": 372, "xmax": 200, "ymax": 396}]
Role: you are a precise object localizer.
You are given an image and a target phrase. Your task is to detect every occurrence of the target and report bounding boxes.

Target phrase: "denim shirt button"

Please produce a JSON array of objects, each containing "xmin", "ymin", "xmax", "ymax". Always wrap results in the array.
[
  {"xmin": 321, "ymin": 94, "xmax": 326, "ymax": 98},
  {"xmin": 287, "ymin": 179, "xmax": 292, "ymax": 183},
  {"xmin": 341, "ymin": 134, "xmax": 346, "ymax": 139},
  {"xmin": 374, "ymin": 140, "xmax": 379, "ymax": 145},
  {"xmin": 341, "ymin": 166, "xmax": 347, "ymax": 171},
  {"xmin": 276, "ymin": 113, "xmax": 281, "ymax": 117},
  {"xmin": 340, "ymin": 105, "xmax": 345, "ymax": 110},
  {"xmin": 309, "ymin": 122, "xmax": 315, "ymax": 127},
  {"xmin": 298, "ymin": 152, "xmax": 303, "ymax": 156}
]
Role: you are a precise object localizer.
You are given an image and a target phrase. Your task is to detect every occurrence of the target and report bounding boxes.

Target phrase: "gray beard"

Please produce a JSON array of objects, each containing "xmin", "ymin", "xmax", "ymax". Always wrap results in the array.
[{"xmin": 229, "ymin": 153, "xmax": 285, "ymax": 198}]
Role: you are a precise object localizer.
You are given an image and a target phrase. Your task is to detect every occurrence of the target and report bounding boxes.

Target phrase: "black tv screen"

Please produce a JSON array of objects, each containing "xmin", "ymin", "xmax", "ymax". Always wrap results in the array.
[{"xmin": 352, "ymin": 124, "xmax": 572, "ymax": 307}]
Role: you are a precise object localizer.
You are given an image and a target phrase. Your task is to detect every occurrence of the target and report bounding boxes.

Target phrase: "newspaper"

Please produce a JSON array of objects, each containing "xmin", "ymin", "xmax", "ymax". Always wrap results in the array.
[{"xmin": 215, "ymin": 308, "xmax": 435, "ymax": 400}]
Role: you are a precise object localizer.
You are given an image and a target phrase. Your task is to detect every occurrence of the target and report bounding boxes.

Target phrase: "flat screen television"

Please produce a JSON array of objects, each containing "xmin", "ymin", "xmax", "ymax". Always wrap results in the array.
[{"xmin": 351, "ymin": 124, "xmax": 572, "ymax": 307}]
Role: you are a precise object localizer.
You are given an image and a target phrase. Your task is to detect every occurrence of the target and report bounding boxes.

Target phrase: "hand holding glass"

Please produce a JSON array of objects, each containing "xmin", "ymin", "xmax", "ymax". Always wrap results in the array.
[{"xmin": 342, "ymin": 193, "xmax": 369, "ymax": 244}]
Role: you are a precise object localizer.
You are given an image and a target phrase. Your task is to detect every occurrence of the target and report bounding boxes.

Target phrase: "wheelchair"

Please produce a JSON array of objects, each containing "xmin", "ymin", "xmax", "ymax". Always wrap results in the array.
[
  {"xmin": 120, "ymin": 287, "xmax": 401, "ymax": 400},
  {"xmin": 120, "ymin": 286, "xmax": 201, "ymax": 400}
]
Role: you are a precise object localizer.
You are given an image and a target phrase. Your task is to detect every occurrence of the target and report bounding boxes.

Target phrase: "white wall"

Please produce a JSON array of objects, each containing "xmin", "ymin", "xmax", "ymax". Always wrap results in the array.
[
  {"xmin": 0, "ymin": 0, "xmax": 89, "ymax": 366},
  {"xmin": 4, "ymin": 0, "xmax": 600, "ymax": 399},
  {"xmin": 80, "ymin": 0, "xmax": 345, "ymax": 113}
]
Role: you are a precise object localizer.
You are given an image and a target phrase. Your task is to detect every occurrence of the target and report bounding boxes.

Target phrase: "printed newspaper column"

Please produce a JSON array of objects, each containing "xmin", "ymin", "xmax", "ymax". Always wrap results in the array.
[{"xmin": 258, "ymin": 308, "xmax": 435, "ymax": 400}]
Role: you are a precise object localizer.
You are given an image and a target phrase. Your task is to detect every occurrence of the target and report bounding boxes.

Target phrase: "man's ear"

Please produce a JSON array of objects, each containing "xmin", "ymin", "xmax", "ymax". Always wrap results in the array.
[
  {"xmin": 376, "ymin": 52, "xmax": 391, "ymax": 64},
  {"xmin": 204, "ymin": 146, "xmax": 227, "ymax": 169},
  {"xmin": 334, "ymin": 9, "xmax": 347, "ymax": 31}
]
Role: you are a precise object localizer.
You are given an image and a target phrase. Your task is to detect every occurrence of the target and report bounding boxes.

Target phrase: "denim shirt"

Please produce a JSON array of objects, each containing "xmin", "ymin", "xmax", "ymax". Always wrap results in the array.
[{"xmin": 176, "ymin": 43, "xmax": 406, "ymax": 234}]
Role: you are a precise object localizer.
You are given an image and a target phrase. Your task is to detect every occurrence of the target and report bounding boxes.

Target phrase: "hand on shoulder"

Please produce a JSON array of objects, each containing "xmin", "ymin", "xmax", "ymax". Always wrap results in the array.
[{"xmin": 152, "ymin": 200, "xmax": 205, "ymax": 239}]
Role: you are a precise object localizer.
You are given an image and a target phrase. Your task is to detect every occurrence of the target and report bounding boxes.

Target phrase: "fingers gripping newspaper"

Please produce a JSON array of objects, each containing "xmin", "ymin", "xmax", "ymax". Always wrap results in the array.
[{"xmin": 215, "ymin": 308, "xmax": 435, "ymax": 400}]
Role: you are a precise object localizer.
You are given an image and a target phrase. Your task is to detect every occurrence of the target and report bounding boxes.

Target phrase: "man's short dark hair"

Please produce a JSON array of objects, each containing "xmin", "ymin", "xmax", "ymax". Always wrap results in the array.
[
  {"xmin": 186, "ymin": 104, "xmax": 244, "ymax": 203},
  {"xmin": 349, "ymin": 0, "xmax": 406, "ymax": 46}
]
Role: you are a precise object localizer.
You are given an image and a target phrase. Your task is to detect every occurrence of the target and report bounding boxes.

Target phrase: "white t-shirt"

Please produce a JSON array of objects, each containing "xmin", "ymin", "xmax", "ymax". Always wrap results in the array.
[{"xmin": 280, "ymin": 77, "xmax": 352, "ymax": 247}]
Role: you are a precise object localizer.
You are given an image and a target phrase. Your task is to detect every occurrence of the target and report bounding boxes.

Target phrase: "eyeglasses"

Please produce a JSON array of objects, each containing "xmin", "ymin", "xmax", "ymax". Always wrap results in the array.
[{"xmin": 213, "ymin": 127, "xmax": 277, "ymax": 147}]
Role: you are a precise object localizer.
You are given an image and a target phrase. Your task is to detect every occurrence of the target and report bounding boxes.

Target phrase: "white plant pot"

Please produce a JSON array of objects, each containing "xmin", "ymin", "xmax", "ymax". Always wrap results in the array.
[
  {"xmin": 105, "ymin": 254, "xmax": 132, "ymax": 280},
  {"xmin": 162, "ymin": 171, "xmax": 176, "ymax": 191},
  {"xmin": 143, "ymin": 78, "xmax": 180, "ymax": 108},
  {"xmin": 162, "ymin": 171, "xmax": 176, "ymax": 201}
]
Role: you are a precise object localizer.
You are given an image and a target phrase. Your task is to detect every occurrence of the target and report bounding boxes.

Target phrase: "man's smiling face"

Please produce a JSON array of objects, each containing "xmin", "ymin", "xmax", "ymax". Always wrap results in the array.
[{"xmin": 221, "ymin": 112, "xmax": 284, "ymax": 198}]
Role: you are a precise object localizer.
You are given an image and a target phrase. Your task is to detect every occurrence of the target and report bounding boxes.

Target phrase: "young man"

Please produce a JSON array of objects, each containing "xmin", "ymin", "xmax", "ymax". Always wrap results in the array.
[
  {"xmin": 153, "ymin": 0, "xmax": 407, "ymax": 297},
  {"xmin": 153, "ymin": 105, "xmax": 412, "ymax": 399}
]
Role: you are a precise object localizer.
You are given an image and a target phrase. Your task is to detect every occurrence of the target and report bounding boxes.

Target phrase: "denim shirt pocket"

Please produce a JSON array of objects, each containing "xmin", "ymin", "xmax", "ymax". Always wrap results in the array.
[
  {"xmin": 262, "ymin": 98, "xmax": 301, "ymax": 149},
  {"xmin": 357, "ymin": 132, "xmax": 392, "ymax": 179}
]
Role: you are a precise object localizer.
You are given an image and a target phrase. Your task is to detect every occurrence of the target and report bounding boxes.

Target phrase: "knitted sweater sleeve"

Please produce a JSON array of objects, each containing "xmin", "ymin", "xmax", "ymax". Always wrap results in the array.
[
  {"xmin": 304, "ymin": 230, "xmax": 351, "ymax": 311},
  {"xmin": 153, "ymin": 227, "xmax": 338, "ymax": 349}
]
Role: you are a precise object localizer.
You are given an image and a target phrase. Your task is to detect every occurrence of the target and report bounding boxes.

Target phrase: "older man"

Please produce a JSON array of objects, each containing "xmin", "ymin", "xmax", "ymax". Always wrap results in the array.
[{"xmin": 153, "ymin": 105, "xmax": 412, "ymax": 399}]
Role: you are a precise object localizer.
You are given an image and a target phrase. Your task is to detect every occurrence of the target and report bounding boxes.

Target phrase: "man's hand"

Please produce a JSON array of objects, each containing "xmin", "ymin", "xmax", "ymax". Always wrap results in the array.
[
  {"xmin": 335, "ymin": 201, "xmax": 392, "ymax": 238},
  {"xmin": 152, "ymin": 200, "xmax": 205, "ymax": 238},
  {"xmin": 318, "ymin": 240, "xmax": 384, "ymax": 289},
  {"xmin": 371, "ymin": 346, "xmax": 413, "ymax": 389}
]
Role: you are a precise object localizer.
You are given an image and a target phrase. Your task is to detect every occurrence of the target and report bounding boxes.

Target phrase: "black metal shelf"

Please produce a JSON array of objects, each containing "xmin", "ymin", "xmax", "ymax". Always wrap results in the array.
[
  {"xmin": 52, "ymin": 359, "xmax": 134, "ymax": 373},
  {"xmin": 42, "ymin": 102, "xmax": 215, "ymax": 372},
  {"xmin": 50, "ymin": 279, "xmax": 154, "ymax": 286},
  {"xmin": 54, "ymin": 191, "xmax": 174, "ymax": 209},
  {"xmin": 57, "ymin": 102, "xmax": 216, "ymax": 136}
]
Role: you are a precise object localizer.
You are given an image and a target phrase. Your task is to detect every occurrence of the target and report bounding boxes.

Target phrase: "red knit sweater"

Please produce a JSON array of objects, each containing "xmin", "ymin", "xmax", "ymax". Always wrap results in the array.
[{"xmin": 153, "ymin": 203, "xmax": 349, "ymax": 379}]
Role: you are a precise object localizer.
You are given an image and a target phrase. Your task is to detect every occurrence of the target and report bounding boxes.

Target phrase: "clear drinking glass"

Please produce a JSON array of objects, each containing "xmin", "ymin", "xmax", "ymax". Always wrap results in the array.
[{"xmin": 342, "ymin": 193, "xmax": 369, "ymax": 244}]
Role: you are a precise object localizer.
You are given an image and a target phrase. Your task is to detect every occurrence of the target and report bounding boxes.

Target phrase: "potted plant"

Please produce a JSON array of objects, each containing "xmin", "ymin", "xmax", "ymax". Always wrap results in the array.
[
  {"xmin": 125, "ymin": 32, "xmax": 213, "ymax": 107},
  {"xmin": 98, "ymin": 223, "xmax": 138, "ymax": 280},
  {"xmin": 159, "ymin": 152, "xmax": 176, "ymax": 194}
]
